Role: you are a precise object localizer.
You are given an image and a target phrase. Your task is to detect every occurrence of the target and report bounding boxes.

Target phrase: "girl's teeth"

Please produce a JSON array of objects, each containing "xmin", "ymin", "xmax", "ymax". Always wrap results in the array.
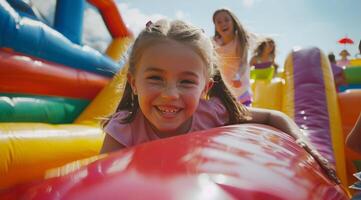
[{"xmin": 157, "ymin": 107, "xmax": 179, "ymax": 113}]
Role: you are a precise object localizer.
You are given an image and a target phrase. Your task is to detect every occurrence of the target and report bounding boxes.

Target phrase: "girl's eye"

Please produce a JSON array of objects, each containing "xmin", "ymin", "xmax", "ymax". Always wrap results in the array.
[
  {"xmin": 147, "ymin": 76, "xmax": 162, "ymax": 81},
  {"xmin": 180, "ymin": 80, "xmax": 196, "ymax": 85}
]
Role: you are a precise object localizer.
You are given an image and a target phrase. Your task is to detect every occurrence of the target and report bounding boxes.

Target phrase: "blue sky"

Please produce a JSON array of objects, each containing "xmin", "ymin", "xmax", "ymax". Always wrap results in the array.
[
  {"xmin": 115, "ymin": 0, "xmax": 361, "ymax": 67},
  {"xmin": 31, "ymin": 0, "xmax": 361, "ymax": 67}
]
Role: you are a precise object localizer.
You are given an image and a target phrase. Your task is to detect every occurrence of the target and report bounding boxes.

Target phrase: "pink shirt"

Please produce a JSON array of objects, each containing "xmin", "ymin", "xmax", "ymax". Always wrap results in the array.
[
  {"xmin": 336, "ymin": 59, "xmax": 350, "ymax": 67},
  {"xmin": 213, "ymin": 37, "xmax": 251, "ymax": 98},
  {"xmin": 104, "ymin": 98, "xmax": 229, "ymax": 147}
]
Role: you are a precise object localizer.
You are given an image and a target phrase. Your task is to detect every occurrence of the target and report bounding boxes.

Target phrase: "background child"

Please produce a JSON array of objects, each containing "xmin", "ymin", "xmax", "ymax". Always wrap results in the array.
[
  {"xmin": 250, "ymin": 37, "xmax": 279, "ymax": 76},
  {"xmin": 99, "ymin": 19, "xmax": 339, "ymax": 184},
  {"xmin": 212, "ymin": 8, "xmax": 252, "ymax": 106},
  {"xmin": 328, "ymin": 52, "xmax": 346, "ymax": 90},
  {"xmin": 337, "ymin": 49, "xmax": 351, "ymax": 67}
]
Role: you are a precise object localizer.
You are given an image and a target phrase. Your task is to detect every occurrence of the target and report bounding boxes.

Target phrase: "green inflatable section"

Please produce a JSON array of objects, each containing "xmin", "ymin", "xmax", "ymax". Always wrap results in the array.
[
  {"xmin": 0, "ymin": 93, "xmax": 90, "ymax": 124},
  {"xmin": 344, "ymin": 66, "xmax": 361, "ymax": 84}
]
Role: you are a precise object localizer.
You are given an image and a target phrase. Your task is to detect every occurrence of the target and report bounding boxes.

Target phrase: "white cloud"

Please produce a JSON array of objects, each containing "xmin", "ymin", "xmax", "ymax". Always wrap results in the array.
[
  {"xmin": 243, "ymin": 0, "xmax": 255, "ymax": 7},
  {"xmin": 19, "ymin": 2, "xmax": 177, "ymax": 53},
  {"xmin": 82, "ymin": 3, "xmax": 171, "ymax": 52},
  {"xmin": 175, "ymin": 10, "xmax": 189, "ymax": 20},
  {"xmin": 29, "ymin": 0, "xmax": 56, "ymax": 25},
  {"xmin": 83, "ymin": 8, "xmax": 111, "ymax": 52},
  {"xmin": 116, "ymin": 3, "xmax": 167, "ymax": 36},
  {"xmin": 29, "ymin": 0, "xmax": 110, "ymax": 52}
]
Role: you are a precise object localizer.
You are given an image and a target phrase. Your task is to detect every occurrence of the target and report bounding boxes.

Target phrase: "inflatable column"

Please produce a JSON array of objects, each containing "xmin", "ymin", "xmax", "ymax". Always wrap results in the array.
[{"xmin": 282, "ymin": 47, "xmax": 348, "ymax": 186}]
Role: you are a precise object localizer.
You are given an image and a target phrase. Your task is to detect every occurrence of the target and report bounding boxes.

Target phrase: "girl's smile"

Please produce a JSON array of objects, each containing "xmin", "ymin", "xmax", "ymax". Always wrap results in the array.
[{"xmin": 214, "ymin": 11, "xmax": 235, "ymax": 42}]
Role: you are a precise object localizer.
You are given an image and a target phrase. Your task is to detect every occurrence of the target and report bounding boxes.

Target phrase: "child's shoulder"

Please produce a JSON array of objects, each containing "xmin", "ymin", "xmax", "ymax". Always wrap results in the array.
[
  {"xmin": 104, "ymin": 110, "xmax": 159, "ymax": 147},
  {"xmin": 109, "ymin": 111, "xmax": 130, "ymax": 121},
  {"xmin": 103, "ymin": 111, "xmax": 131, "ymax": 132},
  {"xmin": 192, "ymin": 97, "xmax": 229, "ymax": 131},
  {"xmin": 212, "ymin": 36, "xmax": 223, "ymax": 46},
  {"xmin": 197, "ymin": 98, "xmax": 228, "ymax": 118}
]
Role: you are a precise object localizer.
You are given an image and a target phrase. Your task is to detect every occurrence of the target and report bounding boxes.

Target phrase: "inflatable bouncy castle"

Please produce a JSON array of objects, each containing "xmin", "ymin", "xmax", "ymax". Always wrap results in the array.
[
  {"xmin": 339, "ymin": 58, "xmax": 361, "ymax": 92},
  {"xmin": 1, "ymin": 1, "xmax": 361, "ymax": 199},
  {"xmin": 0, "ymin": 0, "xmax": 132, "ymax": 189}
]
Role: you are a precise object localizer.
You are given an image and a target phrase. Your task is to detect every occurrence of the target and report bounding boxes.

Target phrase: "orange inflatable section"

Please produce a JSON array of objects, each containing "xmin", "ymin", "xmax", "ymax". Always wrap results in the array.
[
  {"xmin": 339, "ymin": 90, "xmax": 361, "ymax": 189},
  {"xmin": 88, "ymin": 0, "xmax": 132, "ymax": 38},
  {"xmin": 0, "ymin": 50, "xmax": 110, "ymax": 99}
]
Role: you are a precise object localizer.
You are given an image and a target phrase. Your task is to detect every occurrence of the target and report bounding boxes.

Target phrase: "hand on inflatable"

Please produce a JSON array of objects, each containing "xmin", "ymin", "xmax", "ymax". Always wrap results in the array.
[
  {"xmin": 297, "ymin": 140, "xmax": 341, "ymax": 185},
  {"xmin": 232, "ymin": 80, "xmax": 242, "ymax": 88}
]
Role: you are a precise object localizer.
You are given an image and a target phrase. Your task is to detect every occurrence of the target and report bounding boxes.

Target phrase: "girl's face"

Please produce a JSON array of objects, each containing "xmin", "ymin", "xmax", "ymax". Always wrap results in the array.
[
  {"xmin": 128, "ymin": 40, "xmax": 212, "ymax": 137},
  {"xmin": 214, "ymin": 11, "xmax": 235, "ymax": 39},
  {"xmin": 264, "ymin": 41, "xmax": 274, "ymax": 54}
]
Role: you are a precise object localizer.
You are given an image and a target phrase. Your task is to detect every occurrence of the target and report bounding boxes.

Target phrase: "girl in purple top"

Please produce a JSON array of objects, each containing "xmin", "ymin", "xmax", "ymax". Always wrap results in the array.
[
  {"xmin": 250, "ymin": 37, "xmax": 279, "ymax": 74},
  {"xmin": 99, "ymin": 19, "xmax": 339, "ymax": 184}
]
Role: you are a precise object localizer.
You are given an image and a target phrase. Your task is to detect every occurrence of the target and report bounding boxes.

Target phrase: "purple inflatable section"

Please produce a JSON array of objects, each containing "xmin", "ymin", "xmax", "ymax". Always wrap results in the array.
[{"xmin": 293, "ymin": 47, "xmax": 335, "ymax": 164}]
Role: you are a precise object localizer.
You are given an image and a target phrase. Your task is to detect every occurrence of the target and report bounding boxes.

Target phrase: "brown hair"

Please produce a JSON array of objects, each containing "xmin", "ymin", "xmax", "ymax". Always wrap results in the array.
[
  {"xmin": 253, "ymin": 37, "xmax": 276, "ymax": 58},
  {"xmin": 102, "ymin": 19, "xmax": 249, "ymax": 128},
  {"xmin": 212, "ymin": 8, "xmax": 249, "ymax": 62},
  {"xmin": 328, "ymin": 52, "xmax": 336, "ymax": 64}
]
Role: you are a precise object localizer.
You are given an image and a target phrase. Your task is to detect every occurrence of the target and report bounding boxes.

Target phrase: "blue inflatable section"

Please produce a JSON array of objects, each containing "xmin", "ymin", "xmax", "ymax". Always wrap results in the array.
[
  {"xmin": 6, "ymin": 0, "xmax": 38, "ymax": 20},
  {"xmin": 0, "ymin": 0, "xmax": 119, "ymax": 77},
  {"xmin": 339, "ymin": 84, "xmax": 361, "ymax": 92},
  {"xmin": 54, "ymin": 0, "xmax": 85, "ymax": 44}
]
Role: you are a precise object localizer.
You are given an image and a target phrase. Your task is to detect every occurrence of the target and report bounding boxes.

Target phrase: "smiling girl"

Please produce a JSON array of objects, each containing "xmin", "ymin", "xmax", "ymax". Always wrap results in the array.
[
  {"xmin": 98, "ymin": 19, "xmax": 339, "ymax": 184},
  {"xmin": 212, "ymin": 8, "xmax": 252, "ymax": 106}
]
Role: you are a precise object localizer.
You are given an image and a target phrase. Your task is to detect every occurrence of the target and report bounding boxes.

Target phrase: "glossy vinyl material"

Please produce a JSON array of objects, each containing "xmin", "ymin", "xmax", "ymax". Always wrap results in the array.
[
  {"xmin": 338, "ymin": 90, "xmax": 361, "ymax": 189},
  {"xmin": 74, "ymin": 66, "xmax": 128, "ymax": 124},
  {"xmin": 292, "ymin": 48, "xmax": 334, "ymax": 163},
  {"xmin": 343, "ymin": 66, "xmax": 361, "ymax": 84},
  {"xmin": 0, "ymin": 0, "xmax": 131, "ymax": 190},
  {"xmin": 349, "ymin": 59, "xmax": 361, "ymax": 66},
  {"xmin": 0, "ymin": 0, "xmax": 119, "ymax": 77},
  {"xmin": 0, "ymin": 50, "xmax": 110, "ymax": 99},
  {"xmin": 283, "ymin": 47, "xmax": 347, "ymax": 186},
  {"xmin": 251, "ymin": 78, "xmax": 283, "ymax": 111},
  {"xmin": 0, "ymin": 93, "xmax": 89, "ymax": 123},
  {"xmin": 54, "ymin": 0, "xmax": 85, "ymax": 44},
  {"xmin": 0, "ymin": 123, "xmax": 103, "ymax": 189},
  {"xmin": 1, "ymin": 124, "xmax": 348, "ymax": 200}
]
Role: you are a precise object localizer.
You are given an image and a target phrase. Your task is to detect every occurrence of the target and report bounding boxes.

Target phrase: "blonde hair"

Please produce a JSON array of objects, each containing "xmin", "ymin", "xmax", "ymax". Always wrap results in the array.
[
  {"xmin": 212, "ymin": 8, "xmax": 249, "ymax": 61},
  {"xmin": 103, "ymin": 19, "xmax": 249, "ymax": 127}
]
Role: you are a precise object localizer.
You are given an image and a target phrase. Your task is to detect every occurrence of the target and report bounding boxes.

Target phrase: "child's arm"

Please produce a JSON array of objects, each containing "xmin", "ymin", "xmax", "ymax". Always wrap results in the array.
[
  {"xmin": 346, "ymin": 113, "xmax": 361, "ymax": 153},
  {"xmin": 99, "ymin": 134, "xmax": 125, "ymax": 154},
  {"xmin": 248, "ymin": 107, "xmax": 303, "ymax": 139},
  {"xmin": 249, "ymin": 56, "xmax": 257, "ymax": 67},
  {"xmin": 248, "ymin": 107, "xmax": 340, "ymax": 184}
]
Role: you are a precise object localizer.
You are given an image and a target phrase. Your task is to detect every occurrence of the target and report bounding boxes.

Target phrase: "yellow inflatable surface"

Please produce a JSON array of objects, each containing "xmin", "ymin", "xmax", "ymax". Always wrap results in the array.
[{"xmin": 0, "ymin": 38, "xmax": 131, "ymax": 189}]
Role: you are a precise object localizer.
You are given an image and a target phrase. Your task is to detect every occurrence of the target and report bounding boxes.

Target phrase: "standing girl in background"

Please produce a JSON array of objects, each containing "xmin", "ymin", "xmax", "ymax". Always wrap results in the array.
[
  {"xmin": 99, "ymin": 19, "xmax": 339, "ymax": 184},
  {"xmin": 212, "ymin": 8, "xmax": 252, "ymax": 106},
  {"xmin": 250, "ymin": 37, "xmax": 279, "ymax": 78},
  {"xmin": 337, "ymin": 49, "xmax": 351, "ymax": 67}
]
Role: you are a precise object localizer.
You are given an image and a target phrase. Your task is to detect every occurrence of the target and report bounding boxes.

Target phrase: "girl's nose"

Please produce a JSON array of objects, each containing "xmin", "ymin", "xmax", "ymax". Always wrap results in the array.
[{"xmin": 161, "ymin": 85, "xmax": 179, "ymax": 99}]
